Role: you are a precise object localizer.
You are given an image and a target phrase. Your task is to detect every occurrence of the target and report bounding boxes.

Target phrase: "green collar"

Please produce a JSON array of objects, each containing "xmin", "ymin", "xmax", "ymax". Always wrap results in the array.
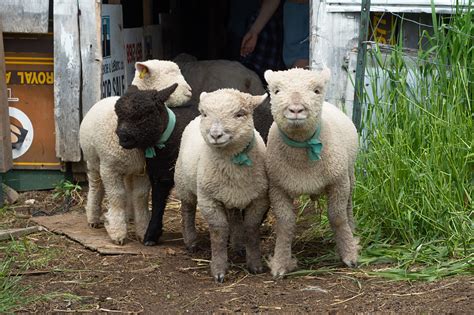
[
  {"xmin": 231, "ymin": 133, "xmax": 255, "ymax": 166},
  {"xmin": 145, "ymin": 106, "xmax": 176, "ymax": 158},
  {"xmin": 279, "ymin": 125, "xmax": 323, "ymax": 161}
]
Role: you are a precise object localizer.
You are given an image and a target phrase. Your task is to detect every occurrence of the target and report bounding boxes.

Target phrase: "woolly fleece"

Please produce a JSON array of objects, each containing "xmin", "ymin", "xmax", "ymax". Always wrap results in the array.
[
  {"xmin": 79, "ymin": 60, "xmax": 191, "ymax": 245},
  {"xmin": 174, "ymin": 89, "xmax": 269, "ymax": 282},
  {"xmin": 264, "ymin": 68, "xmax": 359, "ymax": 277}
]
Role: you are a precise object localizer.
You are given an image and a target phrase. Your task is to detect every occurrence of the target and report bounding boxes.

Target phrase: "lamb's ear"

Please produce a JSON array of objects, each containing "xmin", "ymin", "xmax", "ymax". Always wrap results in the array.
[
  {"xmin": 199, "ymin": 92, "xmax": 208, "ymax": 102},
  {"xmin": 156, "ymin": 83, "xmax": 178, "ymax": 103},
  {"xmin": 135, "ymin": 62, "xmax": 150, "ymax": 79},
  {"xmin": 264, "ymin": 70, "xmax": 275, "ymax": 84},
  {"xmin": 248, "ymin": 93, "xmax": 269, "ymax": 110},
  {"xmin": 127, "ymin": 85, "xmax": 139, "ymax": 93}
]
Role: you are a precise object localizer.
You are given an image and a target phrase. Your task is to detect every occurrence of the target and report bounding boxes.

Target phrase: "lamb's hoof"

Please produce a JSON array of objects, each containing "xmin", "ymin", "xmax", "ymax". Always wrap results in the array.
[
  {"xmin": 343, "ymin": 258, "xmax": 358, "ymax": 268},
  {"xmin": 88, "ymin": 222, "xmax": 101, "ymax": 229},
  {"xmin": 234, "ymin": 248, "xmax": 246, "ymax": 258},
  {"xmin": 247, "ymin": 263, "xmax": 264, "ymax": 275},
  {"xmin": 112, "ymin": 239, "xmax": 125, "ymax": 246},
  {"xmin": 144, "ymin": 240, "xmax": 157, "ymax": 246},
  {"xmin": 269, "ymin": 256, "xmax": 298, "ymax": 278},
  {"xmin": 186, "ymin": 244, "xmax": 198, "ymax": 253},
  {"xmin": 214, "ymin": 273, "xmax": 225, "ymax": 283}
]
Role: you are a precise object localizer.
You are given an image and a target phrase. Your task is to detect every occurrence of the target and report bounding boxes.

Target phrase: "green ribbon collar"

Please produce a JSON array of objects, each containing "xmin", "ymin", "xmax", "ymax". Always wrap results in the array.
[
  {"xmin": 279, "ymin": 126, "xmax": 323, "ymax": 161},
  {"xmin": 231, "ymin": 133, "xmax": 255, "ymax": 166},
  {"xmin": 145, "ymin": 106, "xmax": 176, "ymax": 158}
]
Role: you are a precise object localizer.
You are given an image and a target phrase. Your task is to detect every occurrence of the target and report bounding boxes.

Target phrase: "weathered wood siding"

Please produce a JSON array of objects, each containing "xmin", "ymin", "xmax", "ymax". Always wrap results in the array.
[
  {"xmin": 53, "ymin": 0, "xmax": 82, "ymax": 162},
  {"xmin": 310, "ymin": 0, "xmax": 360, "ymax": 110},
  {"xmin": 0, "ymin": 29, "xmax": 13, "ymax": 173},
  {"xmin": 78, "ymin": 0, "xmax": 102, "ymax": 116},
  {"xmin": 0, "ymin": 0, "xmax": 49, "ymax": 33}
]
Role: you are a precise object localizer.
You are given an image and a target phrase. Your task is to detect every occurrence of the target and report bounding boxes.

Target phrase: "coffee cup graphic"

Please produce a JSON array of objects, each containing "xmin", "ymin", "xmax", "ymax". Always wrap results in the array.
[
  {"xmin": 10, "ymin": 123, "xmax": 28, "ymax": 149},
  {"xmin": 9, "ymin": 107, "xmax": 34, "ymax": 159}
]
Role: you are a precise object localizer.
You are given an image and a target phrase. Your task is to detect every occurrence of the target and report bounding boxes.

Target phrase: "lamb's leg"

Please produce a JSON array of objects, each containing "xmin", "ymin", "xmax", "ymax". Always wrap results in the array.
[
  {"xmin": 327, "ymin": 178, "xmax": 358, "ymax": 268},
  {"xmin": 85, "ymin": 166, "xmax": 104, "ymax": 228},
  {"xmin": 180, "ymin": 195, "xmax": 198, "ymax": 252},
  {"xmin": 228, "ymin": 209, "xmax": 245, "ymax": 257},
  {"xmin": 199, "ymin": 196, "xmax": 228, "ymax": 283},
  {"xmin": 123, "ymin": 176, "xmax": 134, "ymax": 222},
  {"xmin": 144, "ymin": 179, "xmax": 173, "ymax": 246},
  {"xmin": 100, "ymin": 167, "xmax": 128, "ymax": 245},
  {"xmin": 131, "ymin": 175, "xmax": 151, "ymax": 243},
  {"xmin": 268, "ymin": 185, "xmax": 298, "ymax": 277},
  {"xmin": 346, "ymin": 171, "xmax": 356, "ymax": 232},
  {"xmin": 243, "ymin": 196, "xmax": 268, "ymax": 274}
]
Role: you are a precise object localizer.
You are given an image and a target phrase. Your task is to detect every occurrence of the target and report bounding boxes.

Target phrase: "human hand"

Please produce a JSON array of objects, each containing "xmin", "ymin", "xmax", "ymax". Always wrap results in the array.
[{"xmin": 240, "ymin": 31, "xmax": 258, "ymax": 57}]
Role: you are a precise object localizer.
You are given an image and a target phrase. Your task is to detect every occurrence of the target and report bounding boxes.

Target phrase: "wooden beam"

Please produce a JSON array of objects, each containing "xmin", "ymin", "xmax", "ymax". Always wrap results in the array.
[
  {"xmin": 0, "ymin": 0, "xmax": 49, "ymax": 33},
  {"xmin": 143, "ymin": 0, "xmax": 153, "ymax": 26},
  {"xmin": 78, "ymin": 0, "xmax": 102, "ymax": 117},
  {"xmin": 352, "ymin": 0, "xmax": 371, "ymax": 131},
  {"xmin": 54, "ymin": 0, "xmax": 82, "ymax": 162},
  {"xmin": 0, "ymin": 28, "xmax": 13, "ymax": 174}
]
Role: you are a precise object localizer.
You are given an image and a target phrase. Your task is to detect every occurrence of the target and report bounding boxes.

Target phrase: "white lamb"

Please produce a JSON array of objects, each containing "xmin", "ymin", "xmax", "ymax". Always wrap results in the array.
[
  {"xmin": 264, "ymin": 68, "xmax": 359, "ymax": 277},
  {"xmin": 174, "ymin": 89, "xmax": 269, "ymax": 282},
  {"xmin": 79, "ymin": 60, "xmax": 192, "ymax": 245}
]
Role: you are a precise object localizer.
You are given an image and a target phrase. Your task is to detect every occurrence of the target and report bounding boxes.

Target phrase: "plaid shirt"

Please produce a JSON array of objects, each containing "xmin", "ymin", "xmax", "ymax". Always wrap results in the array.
[{"xmin": 240, "ymin": 6, "xmax": 285, "ymax": 82}]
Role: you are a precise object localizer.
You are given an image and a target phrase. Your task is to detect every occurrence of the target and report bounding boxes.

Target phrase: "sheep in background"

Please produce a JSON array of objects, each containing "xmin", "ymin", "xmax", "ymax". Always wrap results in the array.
[
  {"xmin": 173, "ymin": 53, "xmax": 266, "ymax": 101},
  {"xmin": 264, "ymin": 68, "xmax": 359, "ymax": 277},
  {"xmin": 79, "ymin": 60, "xmax": 192, "ymax": 245},
  {"xmin": 175, "ymin": 54, "xmax": 273, "ymax": 142},
  {"xmin": 174, "ymin": 89, "xmax": 269, "ymax": 282}
]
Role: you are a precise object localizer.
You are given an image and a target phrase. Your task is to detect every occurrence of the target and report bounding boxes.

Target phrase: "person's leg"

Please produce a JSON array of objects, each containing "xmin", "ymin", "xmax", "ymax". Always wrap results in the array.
[{"xmin": 283, "ymin": 1, "xmax": 310, "ymax": 68}]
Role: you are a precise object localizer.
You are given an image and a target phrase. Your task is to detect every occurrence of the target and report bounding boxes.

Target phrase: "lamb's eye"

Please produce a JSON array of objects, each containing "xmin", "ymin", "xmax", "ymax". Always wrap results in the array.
[
  {"xmin": 235, "ymin": 110, "xmax": 247, "ymax": 118},
  {"xmin": 200, "ymin": 111, "xmax": 207, "ymax": 118},
  {"xmin": 274, "ymin": 89, "xmax": 280, "ymax": 94},
  {"xmin": 314, "ymin": 88, "xmax": 321, "ymax": 94}
]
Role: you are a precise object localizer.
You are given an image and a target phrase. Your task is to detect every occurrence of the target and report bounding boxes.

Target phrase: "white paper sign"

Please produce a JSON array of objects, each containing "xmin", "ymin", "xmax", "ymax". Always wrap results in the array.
[
  {"xmin": 123, "ymin": 28, "xmax": 144, "ymax": 87},
  {"xmin": 101, "ymin": 4, "xmax": 126, "ymax": 98}
]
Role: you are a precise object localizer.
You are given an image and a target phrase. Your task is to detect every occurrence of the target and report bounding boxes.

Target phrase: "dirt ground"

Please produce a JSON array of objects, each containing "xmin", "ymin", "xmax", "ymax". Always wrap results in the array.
[{"xmin": 1, "ymin": 190, "xmax": 473, "ymax": 313}]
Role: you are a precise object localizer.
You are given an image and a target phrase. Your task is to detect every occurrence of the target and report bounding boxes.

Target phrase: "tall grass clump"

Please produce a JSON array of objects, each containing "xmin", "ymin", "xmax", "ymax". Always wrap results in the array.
[{"xmin": 354, "ymin": 3, "xmax": 473, "ymax": 278}]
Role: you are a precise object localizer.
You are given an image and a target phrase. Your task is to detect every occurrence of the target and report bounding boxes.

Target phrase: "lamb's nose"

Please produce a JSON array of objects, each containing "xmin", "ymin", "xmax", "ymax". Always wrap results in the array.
[
  {"xmin": 117, "ymin": 129, "xmax": 130, "ymax": 142},
  {"xmin": 289, "ymin": 105, "xmax": 305, "ymax": 114},
  {"xmin": 210, "ymin": 130, "xmax": 223, "ymax": 140}
]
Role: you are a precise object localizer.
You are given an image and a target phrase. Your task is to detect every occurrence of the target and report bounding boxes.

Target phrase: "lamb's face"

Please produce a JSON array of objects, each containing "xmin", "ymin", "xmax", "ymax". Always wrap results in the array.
[
  {"xmin": 115, "ymin": 84, "xmax": 178, "ymax": 150},
  {"xmin": 264, "ymin": 68, "xmax": 330, "ymax": 130},
  {"xmin": 131, "ymin": 60, "xmax": 192, "ymax": 107},
  {"xmin": 198, "ymin": 89, "xmax": 267, "ymax": 149}
]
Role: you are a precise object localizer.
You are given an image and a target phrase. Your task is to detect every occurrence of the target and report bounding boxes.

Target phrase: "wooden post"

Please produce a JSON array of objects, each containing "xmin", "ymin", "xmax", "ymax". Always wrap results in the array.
[
  {"xmin": 0, "ymin": 27, "xmax": 13, "ymax": 207},
  {"xmin": 78, "ymin": 0, "xmax": 102, "ymax": 116},
  {"xmin": 143, "ymin": 0, "xmax": 152, "ymax": 26},
  {"xmin": 352, "ymin": 0, "xmax": 371, "ymax": 131},
  {"xmin": 54, "ymin": 0, "xmax": 82, "ymax": 162}
]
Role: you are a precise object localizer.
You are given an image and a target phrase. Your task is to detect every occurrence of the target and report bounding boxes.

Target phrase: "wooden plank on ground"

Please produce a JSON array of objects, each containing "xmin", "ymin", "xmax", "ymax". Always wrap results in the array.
[
  {"xmin": 0, "ymin": 0, "xmax": 49, "ymax": 33},
  {"xmin": 0, "ymin": 28, "xmax": 13, "ymax": 173},
  {"xmin": 78, "ymin": 0, "xmax": 102, "ymax": 116},
  {"xmin": 53, "ymin": 0, "xmax": 82, "ymax": 162},
  {"xmin": 31, "ymin": 212, "xmax": 183, "ymax": 256},
  {"xmin": 0, "ymin": 226, "xmax": 45, "ymax": 241}
]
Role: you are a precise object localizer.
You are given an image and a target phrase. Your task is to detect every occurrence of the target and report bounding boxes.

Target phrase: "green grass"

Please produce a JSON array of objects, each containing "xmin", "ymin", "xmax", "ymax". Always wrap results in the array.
[
  {"xmin": 354, "ymin": 4, "xmax": 473, "ymax": 279},
  {"xmin": 0, "ymin": 236, "xmax": 60, "ymax": 312},
  {"xmin": 296, "ymin": 4, "xmax": 473, "ymax": 280}
]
